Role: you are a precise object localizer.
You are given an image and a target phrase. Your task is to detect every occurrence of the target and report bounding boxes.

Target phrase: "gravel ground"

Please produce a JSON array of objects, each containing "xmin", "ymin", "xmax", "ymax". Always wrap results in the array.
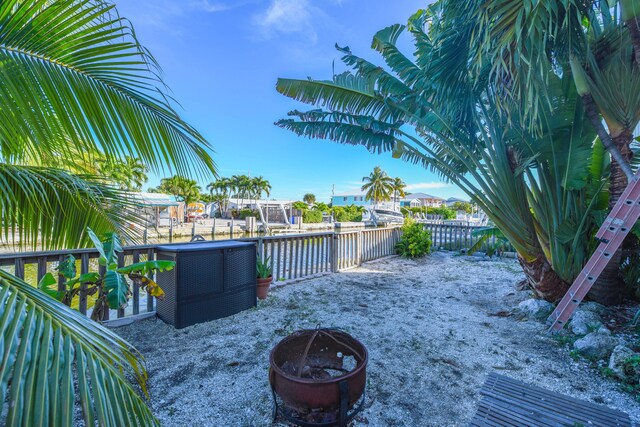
[{"xmin": 116, "ymin": 252, "xmax": 640, "ymax": 426}]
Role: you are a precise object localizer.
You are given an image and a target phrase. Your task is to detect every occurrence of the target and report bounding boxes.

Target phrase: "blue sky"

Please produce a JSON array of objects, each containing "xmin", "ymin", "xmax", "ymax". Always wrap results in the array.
[{"xmin": 115, "ymin": 0, "xmax": 464, "ymax": 202}]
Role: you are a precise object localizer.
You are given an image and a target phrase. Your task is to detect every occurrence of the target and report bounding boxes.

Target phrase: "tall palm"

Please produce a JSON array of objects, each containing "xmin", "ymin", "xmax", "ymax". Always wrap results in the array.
[
  {"xmin": 155, "ymin": 176, "xmax": 201, "ymax": 205},
  {"xmin": 469, "ymin": 0, "xmax": 640, "ymax": 303},
  {"xmin": 99, "ymin": 156, "xmax": 149, "ymax": 191},
  {"xmin": 361, "ymin": 166, "xmax": 394, "ymax": 206},
  {"xmin": 252, "ymin": 176, "xmax": 272, "ymax": 222},
  {"xmin": 207, "ymin": 177, "xmax": 231, "ymax": 217},
  {"xmin": 231, "ymin": 175, "xmax": 251, "ymax": 209},
  {"xmin": 275, "ymin": 6, "xmax": 606, "ymax": 301},
  {"xmin": 0, "ymin": 0, "xmax": 216, "ymax": 425},
  {"xmin": 303, "ymin": 193, "xmax": 316, "ymax": 205},
  {"xmin": 391, "ymin": 177, "xmax": 406, "ymax": 210}
]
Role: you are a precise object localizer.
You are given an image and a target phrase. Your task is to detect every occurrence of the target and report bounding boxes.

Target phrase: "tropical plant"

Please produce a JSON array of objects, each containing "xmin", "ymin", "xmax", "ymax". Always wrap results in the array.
[
  {"xmin": 257, "ymin": 256, "xmax": 273, "ymax": 279},
  {"xmin": 452, "ymin": 201, "xmax": 472, "ymax": 214},
  {"xmin": 231, "ymin": 174, "xmax": 252, "ymax": 208},
  {"xmin": 0, "ymin": 0, "xmax": 217, "ymax": 422},
  {"xmin": 275, "ymin": 4, "xmax": 607, "ymax": 301},
  {"xmin": 391, "ymin": 177, "xmax": 406, "ymax": 210},
  {"xmin": 395, "ymin": 218, "xmax": 432, "ymax": 258},
  {"xmin": 39, "ymin": 228, "xmax": 172, "ymax": 321},
  {"xmin": 251, "ymin": 176, "xmax": 272, "ymax": 222},
  {"xmin": 361, "ymin": 166, "xmax": 394, "ymax": 205},
  {"xmin": 98, "ymin": 156, "xmax": 149, "ymax": 191},
  {"xmin": 313, "ymin": 202, "xmax": 331, "ymax": 213},
  {"xmin": 207, "ymin": 177, "xmax": 232, "ymax": 217},
  {"xmin": 470, "ymin": 0, "xmax": 640, "ymax": 303},
  {"xmin": 332, "ymin": 205, "xmax": 364, "ymax": 222},
  {"xmin": 303, "ymin": 210, "xmax": 323, "ymax": 223},
  {"xmin": 468, "ymin": 227, "xmax": 510, "ymax": 258},
  {"xmin": 303, "ymin": 193, "xmax": 317, "ymax": 205},
  {"xmin": 151, "ymin": 175, "xmax": 201, "ymax": 205}
]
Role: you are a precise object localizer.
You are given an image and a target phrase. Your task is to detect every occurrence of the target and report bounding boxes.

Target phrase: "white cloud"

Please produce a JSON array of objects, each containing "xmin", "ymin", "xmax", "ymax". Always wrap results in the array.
[
  {"xmin": 253, "ymin": 0, "xmax": 320, "ymax": 43},
  {"xmin": 404, "ymin": 182, "xmax": 451, "ymax": 191}
]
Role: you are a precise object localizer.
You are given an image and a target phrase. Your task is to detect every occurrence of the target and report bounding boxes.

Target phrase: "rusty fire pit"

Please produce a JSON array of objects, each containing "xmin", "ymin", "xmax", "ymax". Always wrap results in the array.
[{"xmin": 269, "ymin": 328, "xmax": 368, "ymax": 427}]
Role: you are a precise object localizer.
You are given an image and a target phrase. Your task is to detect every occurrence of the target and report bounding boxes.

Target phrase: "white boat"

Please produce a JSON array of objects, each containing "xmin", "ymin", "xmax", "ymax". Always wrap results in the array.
[{"xmin": 362, "ymin": 207, "xmax": 404, "ymax": 225}]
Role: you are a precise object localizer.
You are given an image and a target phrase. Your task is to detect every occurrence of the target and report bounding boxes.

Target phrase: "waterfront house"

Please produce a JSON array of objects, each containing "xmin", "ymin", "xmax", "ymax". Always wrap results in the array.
[
  {"xmin": 399, "ymin": 192, "xmax": 445, "ymax": 208},
  {"xmin": 331, "ymin": 192, "xmax": 369, "ymax": 207},
  {"xmin": 445, "ymin": 197, "xmax": 469, "ymax": 207}
]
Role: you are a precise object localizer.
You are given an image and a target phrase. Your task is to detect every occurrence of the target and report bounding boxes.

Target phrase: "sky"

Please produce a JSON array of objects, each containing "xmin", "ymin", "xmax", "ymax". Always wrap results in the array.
[{"xmin": 114, "ymin": 0, "xmax": 464, "ymax": 202}]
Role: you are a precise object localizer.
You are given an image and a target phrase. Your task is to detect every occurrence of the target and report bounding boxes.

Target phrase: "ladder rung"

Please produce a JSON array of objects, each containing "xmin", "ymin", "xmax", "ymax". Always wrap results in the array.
[{"xmin": 549, "ymin": 169, "xmax": 640, "ymax": 332}]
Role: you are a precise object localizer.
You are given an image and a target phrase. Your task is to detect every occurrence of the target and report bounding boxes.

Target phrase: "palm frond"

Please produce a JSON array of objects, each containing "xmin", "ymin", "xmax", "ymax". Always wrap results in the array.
[
  {"xmin": 0, "ymin": 165, "xmax": 141, "ymax": 250},
  {"xmin": 0, "ymin": 0, "xmax": 215, "ymax": 177},
  {"xmin": 0, "ymin": 270, "xmax": 158, "ymax": 426}
]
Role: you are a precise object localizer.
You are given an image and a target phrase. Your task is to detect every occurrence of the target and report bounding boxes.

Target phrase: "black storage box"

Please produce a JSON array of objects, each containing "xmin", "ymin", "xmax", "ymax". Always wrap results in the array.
[{"xmin": 155, "ymin": 240, "xmax": 256, "ymax": 328}]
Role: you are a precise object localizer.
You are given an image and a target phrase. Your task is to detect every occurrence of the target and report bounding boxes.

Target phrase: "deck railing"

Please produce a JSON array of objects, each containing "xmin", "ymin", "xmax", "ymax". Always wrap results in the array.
[
  {"xmin": 0, "ymin": 223, "xmax": 504, "ymax": 324},
  {"xmin": 423, "ymin": 223, "xmax": 515, "ymax": 253}
]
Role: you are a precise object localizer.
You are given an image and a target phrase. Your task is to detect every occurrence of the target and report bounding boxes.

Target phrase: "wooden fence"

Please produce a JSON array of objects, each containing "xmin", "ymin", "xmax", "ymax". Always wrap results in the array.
[{"xmin": 0, "ymin": 223, "xmax": 502, "ymax": 324}]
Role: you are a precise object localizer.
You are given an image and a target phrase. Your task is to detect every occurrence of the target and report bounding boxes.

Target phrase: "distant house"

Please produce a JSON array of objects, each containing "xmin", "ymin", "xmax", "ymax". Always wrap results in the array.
[
  {"xmin": 445, "ymin": 197, "xmax": 469, "ymax": 207},
  {"xmin": 399, "ymin": 192, "xmax": 445, "ymax": 208},
  {"xmin": 331, "ymin": 193, "xmax": 369, "ymax": 207}
]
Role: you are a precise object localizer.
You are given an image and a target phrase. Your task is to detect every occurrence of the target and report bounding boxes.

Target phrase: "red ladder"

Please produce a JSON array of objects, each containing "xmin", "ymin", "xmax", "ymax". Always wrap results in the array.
[{"xmin": 548, "ymin": 170, "xmax": 640, "ymax": 332}]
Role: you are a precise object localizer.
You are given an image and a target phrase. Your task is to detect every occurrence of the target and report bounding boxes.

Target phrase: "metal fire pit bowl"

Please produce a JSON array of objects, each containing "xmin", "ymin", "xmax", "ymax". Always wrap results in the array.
[{"xmin": 269, "ymin": 328, "xmax": 368, "ymax": 418}]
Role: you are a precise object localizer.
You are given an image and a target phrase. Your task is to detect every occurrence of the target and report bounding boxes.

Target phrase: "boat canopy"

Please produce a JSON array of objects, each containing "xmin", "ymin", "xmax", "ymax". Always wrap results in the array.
[{"xmin": 128, "ymin": 192, "xmax": 179, "ymax": 207}]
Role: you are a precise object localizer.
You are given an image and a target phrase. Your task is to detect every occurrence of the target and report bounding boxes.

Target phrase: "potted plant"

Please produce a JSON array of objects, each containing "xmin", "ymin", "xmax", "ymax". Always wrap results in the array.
[{"xmin": 256, "ymin": 256, "xmax": 273, "ymax": 300}]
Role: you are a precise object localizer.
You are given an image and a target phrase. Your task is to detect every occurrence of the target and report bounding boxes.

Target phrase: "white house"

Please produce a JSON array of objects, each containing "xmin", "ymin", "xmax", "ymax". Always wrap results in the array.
[{"xmin": 400, "ymin": 192, "xmax": 445, "ymax": 208}]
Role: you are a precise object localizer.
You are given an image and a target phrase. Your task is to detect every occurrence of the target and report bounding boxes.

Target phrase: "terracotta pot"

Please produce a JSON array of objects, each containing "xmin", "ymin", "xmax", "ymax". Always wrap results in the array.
[{"xmin": 257, "ymin": 276, "xmax": 272, "ymax": 300}]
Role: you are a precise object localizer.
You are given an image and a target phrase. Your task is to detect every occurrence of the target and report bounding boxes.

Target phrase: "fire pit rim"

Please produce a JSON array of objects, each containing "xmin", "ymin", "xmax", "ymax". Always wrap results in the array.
[{"xmin": 269, "ymin": 328, "xmax": 369, "ymax": 385}]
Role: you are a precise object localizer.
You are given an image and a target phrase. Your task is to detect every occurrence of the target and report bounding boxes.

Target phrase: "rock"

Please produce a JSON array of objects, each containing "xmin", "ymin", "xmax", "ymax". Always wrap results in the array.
[
  {"xmin": 608, "ymin": 345, "xmax": 637, "ymax": 380},
  {"xmin": 580, "ymin": 301, "xmax": 608, "ymax": 316},
  {"xmin": 573, "ymin": 328, "xmax": 616, "ymax": 360},
  {"xmin": 569, "ymin": 310, "xmax": 603, "ymax": 336},
  {"xmin": 516, "ymin": 299, "xmax": 554, "ymax": 321}
]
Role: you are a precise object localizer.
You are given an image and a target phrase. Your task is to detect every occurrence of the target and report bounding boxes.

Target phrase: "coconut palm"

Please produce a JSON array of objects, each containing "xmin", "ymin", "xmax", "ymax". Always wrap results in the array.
[
  {"xmin": 275, "ymin": 5, "xmax": 607, "ymax": 301},
  {"xmin": 207, "ymin": 177, "xmax": 232, "ymax": 217},
  {"xmin": 0, "ymin": 1, "xmax": 216, "ymax": 424},
  {"xmin": 391, "ymin": 177, "xmax": 406, "ymax": 210},
  {"xmin": 251, "ymin": 176, "xmax": 272, "ymax": 223},
  {"xmin": 361, "ymin": 167, "xmax": 394, "ymax": 205},
  {"xmin": 231, "ymin": 175, "xmax": 252, "ymax": 210},
  {"xmin": 98, "ymin": 156, "xmax": 149, "ymax": 191},
  {"xmin": 303, "ymin": 193, "xmax": 317, "ymax": 205},
  {"xmin": 153, "ymin": 175, "xmax": 201, "ymax": 205}
]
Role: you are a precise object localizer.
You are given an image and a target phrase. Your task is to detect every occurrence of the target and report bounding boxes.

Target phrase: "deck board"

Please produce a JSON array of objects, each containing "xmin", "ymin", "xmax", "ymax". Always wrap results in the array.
[{"xmin": 469, "ymin": 373, "xmax": 632, "ymax": 427}]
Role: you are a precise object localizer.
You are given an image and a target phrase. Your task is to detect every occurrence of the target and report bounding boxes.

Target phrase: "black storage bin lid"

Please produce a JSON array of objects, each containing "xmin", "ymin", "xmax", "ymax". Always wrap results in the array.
[{"xmin": 156, "ymin": 240, "xmax": 254, "ymax": 253}]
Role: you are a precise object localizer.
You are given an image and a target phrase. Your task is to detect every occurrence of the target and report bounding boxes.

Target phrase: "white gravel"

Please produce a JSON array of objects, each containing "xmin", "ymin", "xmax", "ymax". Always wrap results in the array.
[{"xmin": 116, "ymin": 252, "xmax": 640, "ymax": 426}]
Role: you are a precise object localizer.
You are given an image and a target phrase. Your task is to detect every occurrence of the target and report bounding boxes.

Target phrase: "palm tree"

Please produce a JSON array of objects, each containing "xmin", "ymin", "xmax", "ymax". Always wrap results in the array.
[
  {"xmin": 99, "ymin": 156, "xmax": 149, "ymax": 191},
  {"xmin": 391, "ymin": 177, "xmax": 406, "ymax": 210},
  {"xmin": 468, "ymin": 0, "xmax": 639, "ymax": 303},
  {"xmin": 252, "ymin": 176, "xmax": 272, "ymax": 223},
  {"xmin": 231, "ymin": 175, "xmax": 251, "ymax": 210},
  {"xmin": 0, "ymin": 0, "xmax": 216, "ymax": 424},
  {"xmin": 207, "ymin": 178, "xmax": 232, "ymax": 217},
  {"xmin": 154, "ymin": 175, "xmax": 201, "ymax": 205},
  {"xmin": 303, "ymin": 193, "xmax": 317, "ymax": 205},
  {"xmin": 275, "ymin": 7, "xmax": 606, "ymax": 301},
  {"xmin": 361, "ymin": 167, "xmax": 393, "ymax": 206}
]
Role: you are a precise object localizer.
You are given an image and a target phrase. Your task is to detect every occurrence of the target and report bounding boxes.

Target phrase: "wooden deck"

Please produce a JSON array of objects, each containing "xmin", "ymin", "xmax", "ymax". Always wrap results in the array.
[{"xmin": 470, "ymin": 372, "xmax": 632, "ymax": 427}]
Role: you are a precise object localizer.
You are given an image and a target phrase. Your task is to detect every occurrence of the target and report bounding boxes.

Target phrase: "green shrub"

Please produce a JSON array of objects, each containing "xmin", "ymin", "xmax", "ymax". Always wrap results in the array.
[
  {"xmin": 333, "ymin": 205, "xmax": 363, "ymax": 222},
  {"xmin": 403, "ymin": 206, "xmax": 456, "ymax": 219},
  {"xmin": 235, "ymin": 208, "xmax": 260, "ymax": 219},
  {"xmin": 303, "ymin": 209, "xmax": 323, "ymax": 223},
  {"xmin": 395, "ymin": 218, "xmax": 432, "ymax": 258}
]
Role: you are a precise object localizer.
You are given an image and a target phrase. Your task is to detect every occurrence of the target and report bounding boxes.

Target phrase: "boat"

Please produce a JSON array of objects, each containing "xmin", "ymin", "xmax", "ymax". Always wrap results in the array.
[{"xmin": 362, "ymin": 207, "xmax": 405, "ymax": 225}]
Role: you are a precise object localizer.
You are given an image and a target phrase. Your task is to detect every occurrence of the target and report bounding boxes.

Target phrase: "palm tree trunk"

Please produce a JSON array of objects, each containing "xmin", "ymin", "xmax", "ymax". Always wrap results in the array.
[
  {"xmin": 590, "ymin": 129, "xmax": 634, "ymax": 305},
  {"xmin": 517, "ymin": 253, "xmax": 570, "ymax": 301}
]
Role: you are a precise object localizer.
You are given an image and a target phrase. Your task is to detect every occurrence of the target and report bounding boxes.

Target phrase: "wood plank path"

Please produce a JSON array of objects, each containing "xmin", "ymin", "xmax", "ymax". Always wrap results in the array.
[{"xmin": 470, "ymin": 373, "xmax": 632, "ymax": 427}]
